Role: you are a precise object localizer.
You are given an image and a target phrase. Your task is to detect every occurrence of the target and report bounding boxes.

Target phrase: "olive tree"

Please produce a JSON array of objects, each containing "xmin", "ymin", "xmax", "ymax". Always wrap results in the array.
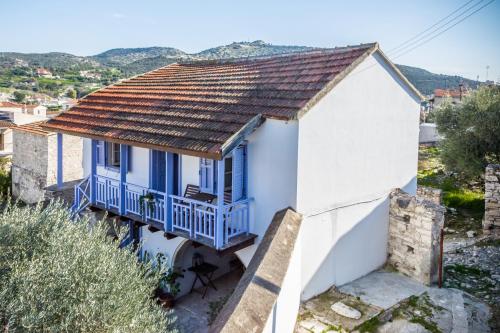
[
  {"xmin": 435, "ymin": 85, "xmax": 500, "ymax": 179},
  {"xmin": 0, "ymin": 200, "xmax": 177, "ymax": 332}
]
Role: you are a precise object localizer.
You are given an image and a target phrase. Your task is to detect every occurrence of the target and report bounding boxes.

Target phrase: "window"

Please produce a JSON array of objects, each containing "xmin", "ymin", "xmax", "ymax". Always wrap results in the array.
[
  {"xmin": 96, "ymin": 140, "xmax": 105, "ymax": 165},
  {"xmin": 199, "ymin": 145, "xmax": 247, "ymax": 202},
  {"xmin": 107, "ymin": 142, "xmax": 120, "ymax": 168},
  {"xmin": 199, "ymin": 158, "xmax": 215, "ymax": 194}
]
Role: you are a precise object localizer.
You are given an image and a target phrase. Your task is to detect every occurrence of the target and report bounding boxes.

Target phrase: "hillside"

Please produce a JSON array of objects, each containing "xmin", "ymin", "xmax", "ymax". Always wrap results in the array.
[
  {"xmin": 397, "ymin": 65, "xmax": 479, "ymax": 95},
  {"xmin": 0, "ymin": 52, "xmax": 99, "ymax": 70},
  {"xmin": 195, "ymin": 40, "xmax": 314, "ymax": 59},
  {"xmin": 92, "ymin": 47, "xmax": 188, "ymax": 66},
  {"xmin": 0, "ymin": 41, "xmax": 481, "ymax": 97}
]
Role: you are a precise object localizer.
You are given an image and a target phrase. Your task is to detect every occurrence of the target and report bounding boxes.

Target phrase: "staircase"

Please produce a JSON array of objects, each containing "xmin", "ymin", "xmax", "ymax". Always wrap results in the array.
[{"xmin": 71, "ymin": 176, "xmax": 91, "ymax": 218}]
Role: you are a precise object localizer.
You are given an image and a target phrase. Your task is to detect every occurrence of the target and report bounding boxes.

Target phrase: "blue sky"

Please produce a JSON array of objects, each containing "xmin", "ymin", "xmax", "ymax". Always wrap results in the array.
[{"xmin": 1, "ymin": 0, "xmax": 499, "ymax": 80}]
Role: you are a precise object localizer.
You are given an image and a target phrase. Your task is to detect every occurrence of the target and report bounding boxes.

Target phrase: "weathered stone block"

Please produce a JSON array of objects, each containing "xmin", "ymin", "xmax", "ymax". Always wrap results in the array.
[{"xmin": 388, "ymin": 189, "xmax": 445, "ymax": 286}]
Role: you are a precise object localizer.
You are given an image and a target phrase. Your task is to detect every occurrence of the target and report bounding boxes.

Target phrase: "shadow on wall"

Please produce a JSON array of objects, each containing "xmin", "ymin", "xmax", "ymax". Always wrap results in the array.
[{"xmin": 301, "ymin": 176, "xmax": 417, "ymax": 301}]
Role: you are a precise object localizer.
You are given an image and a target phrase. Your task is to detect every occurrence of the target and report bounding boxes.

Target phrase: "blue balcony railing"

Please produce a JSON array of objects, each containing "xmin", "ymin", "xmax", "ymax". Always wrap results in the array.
[{"xmin": 75, "ymin": 174, "xmax": 251, "ymax": 249}]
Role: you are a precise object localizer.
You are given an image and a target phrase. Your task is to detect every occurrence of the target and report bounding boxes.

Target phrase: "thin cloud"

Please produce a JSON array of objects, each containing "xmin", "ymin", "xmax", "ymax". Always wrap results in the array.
[{"xmin": 112, "ymin": 13, "xmax": 126, "ymax": 19}]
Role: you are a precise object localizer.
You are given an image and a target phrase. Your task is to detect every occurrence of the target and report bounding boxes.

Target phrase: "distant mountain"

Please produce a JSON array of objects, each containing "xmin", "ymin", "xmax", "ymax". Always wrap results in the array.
[
  {"xmin": 0, "ymin": 52, "xmax": 99, "ymax": 70},
  {"xmin": 397, "ymin": 65, "xmax": 480, "ymax": 95},
  {"xmin": 92, "ymin": 47, "xmax": 188, "ymax": 66},
  {"xmin": 0, "ymin": 41, "xmax": 481, "ymax": 96},
  {"xmin": 194, "ymin": 40, "xmax": 314, "ymax": 59},
  {"xmin": 120, "ymin": 56, "xmax": 181, "ymax": 76}
]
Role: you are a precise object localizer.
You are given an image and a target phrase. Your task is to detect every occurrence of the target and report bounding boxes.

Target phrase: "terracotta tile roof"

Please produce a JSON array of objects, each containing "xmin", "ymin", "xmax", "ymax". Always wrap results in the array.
[
  {"xmin": 0, "ymin": 120, "xmax": 15, "ymax": 128},
  {"xmin": 434, "ymin": 88, "xmax": 465, "ymax": 98},
  {"xmin": 14, "ymin": 121, "xmax": 52, "ymax": 136},
  {"xmin": 0, "ymin": 101, "xmax": 23, "ymax": 108},
  {"xmin": 43, "ymin": 43, "xmax": 379, "ymax": 159}
]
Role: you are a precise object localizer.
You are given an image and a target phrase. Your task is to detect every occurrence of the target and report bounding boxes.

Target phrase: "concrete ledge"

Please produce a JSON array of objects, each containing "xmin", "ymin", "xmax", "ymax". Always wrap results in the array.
[{"xmin": 209, "ymin": 208, "xmax": 302, "ymax": 333}]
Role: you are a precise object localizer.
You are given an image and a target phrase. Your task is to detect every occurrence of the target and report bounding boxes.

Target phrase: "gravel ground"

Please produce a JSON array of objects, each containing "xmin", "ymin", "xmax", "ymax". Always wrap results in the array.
[{"xmin": 443, "ymin": 234, "xmax": 500, "ymax": 331}]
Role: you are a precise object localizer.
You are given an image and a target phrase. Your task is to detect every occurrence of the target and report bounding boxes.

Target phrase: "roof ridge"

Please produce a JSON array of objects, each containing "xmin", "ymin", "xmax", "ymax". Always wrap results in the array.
[{"xmin": 176, "ymin": 42, "xmax": 378, "ymax": 66}]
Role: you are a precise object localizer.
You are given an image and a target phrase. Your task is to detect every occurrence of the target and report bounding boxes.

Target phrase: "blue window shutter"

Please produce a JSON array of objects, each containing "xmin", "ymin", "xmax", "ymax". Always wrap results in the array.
[
  {"xmin": 199, "ymin": 158, "xmax": 214, "ymax": 194},
  {"xmin": 96, "ymin": 141, "xmax": 105, "ymax": 165},
  {"xmin": 127, "ymin": 146, "xmax": 132, "ymax": 172},
  {"xmin": 232, "ymin": 146, "xmax": 245, "ymax": 202},
  {"xmin": 151, "ymin": 150, "xmax": 166, "ymax": 192}
]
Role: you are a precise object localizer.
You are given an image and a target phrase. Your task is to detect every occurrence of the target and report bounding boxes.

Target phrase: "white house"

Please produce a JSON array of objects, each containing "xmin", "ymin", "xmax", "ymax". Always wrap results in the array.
[
  {"xmin": 0, "ymin": 102, "xmax": 48, "ymax": 157},
  {"xmin": 43, "ymin": 43, "xmax": 422, "ymax": 331}
]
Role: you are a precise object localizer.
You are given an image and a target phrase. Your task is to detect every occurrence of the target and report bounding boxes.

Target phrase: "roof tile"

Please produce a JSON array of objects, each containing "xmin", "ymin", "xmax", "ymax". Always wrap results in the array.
[{"xmin": 43, "ymin": 43, "xmax": 377, "ymax": 158}]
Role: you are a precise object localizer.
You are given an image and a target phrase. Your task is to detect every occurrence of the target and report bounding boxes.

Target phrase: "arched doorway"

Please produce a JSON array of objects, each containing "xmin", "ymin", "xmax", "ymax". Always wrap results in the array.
[{"xmin": 172, "ymin": 240, "xmax": 245, "ymax": 299}]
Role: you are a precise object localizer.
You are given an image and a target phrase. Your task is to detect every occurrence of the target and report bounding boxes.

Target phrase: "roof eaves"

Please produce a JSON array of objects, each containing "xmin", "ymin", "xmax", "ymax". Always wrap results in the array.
[
  {"xmin": 38, "ymin": 123, "xmax": 223, "ymax": 160},
  {"xmin": 374, "ymin": 48, "xmax": 425, "ymax": 101},
  {"xmin": 220, "ymin": 114, "xmax": 264, "ymax": 158}
]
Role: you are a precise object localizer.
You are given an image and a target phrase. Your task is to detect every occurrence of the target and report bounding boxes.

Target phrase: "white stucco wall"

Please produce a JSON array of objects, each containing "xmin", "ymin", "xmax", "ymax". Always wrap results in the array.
[
  {"xmin": 140, "ymin": 226, "xmax": 238, "ymax": 298},
  {"xmin": 181, "ymin": 155, "xmax": 199, "ymax": 191},
  {"xmin": 300, "ymin": 196, "xmax": 390, "ymax": 300},
  {"xmin": 246, "ymin": 119, "xmax": 299, "ymax": 239},
  {"xmin": 419, "ymin": 123, "xmax": 441, "ymax": 144},
  {"xmin": 297, "ymin": 52, "xmax": 421, "ymax": 300},
  {"xmin": 126, "ymin": 146, "xmax": 150, "ymax": 187},
  {"xmin": 83, "ymin": 138, "xmax": 91, "ymax": 177}
]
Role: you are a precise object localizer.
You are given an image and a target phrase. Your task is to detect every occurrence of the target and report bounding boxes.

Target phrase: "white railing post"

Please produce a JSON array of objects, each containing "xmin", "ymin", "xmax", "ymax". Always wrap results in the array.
[{"xmin": 189, "ymin": 201, "xmax": 194, "ymax": 238}]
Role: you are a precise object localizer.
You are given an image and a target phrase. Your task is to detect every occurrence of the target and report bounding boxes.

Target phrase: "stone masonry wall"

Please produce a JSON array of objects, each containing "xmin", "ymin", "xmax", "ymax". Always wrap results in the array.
[
  {"xmin": 484, "ymin": 164, "xmax": 500, "ymax": 231},
  {"xmin": 12, "ymin": 132, "xmax": 83, "ymax": 204},
  {"xmin": 12, "ymin": 130, "xmax": 49, "ymax": 203},
  {"xmin": 388, "ymin": 188, "xmax": 445, "ymax": 285},
  {"xmin": 416, "ymin": 186, "xmax": 442, "ymax": 205}
]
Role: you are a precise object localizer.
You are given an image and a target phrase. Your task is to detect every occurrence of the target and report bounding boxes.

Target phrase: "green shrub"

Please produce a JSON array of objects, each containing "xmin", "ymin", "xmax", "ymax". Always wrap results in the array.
[
  {"xmin": 435, "ymin": 85, "xmax": 500, "ymax": 179},
  {"xmin": 0, "ymin": 157, "xmax": 11, "ymax": 196},
  {"xmin": 443, "ymin": 189, "xmax": 484, "ymax": 212},
  {"xmin": 0, "ymin": 200, "xmax": 176, "ymax": 332}
]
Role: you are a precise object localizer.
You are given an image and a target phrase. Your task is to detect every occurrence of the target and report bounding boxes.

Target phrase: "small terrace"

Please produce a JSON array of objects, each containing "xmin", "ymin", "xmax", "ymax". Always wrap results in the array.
[{"xmin": 69, "ymin": 139, "xmax": 256, "ymax": 252}]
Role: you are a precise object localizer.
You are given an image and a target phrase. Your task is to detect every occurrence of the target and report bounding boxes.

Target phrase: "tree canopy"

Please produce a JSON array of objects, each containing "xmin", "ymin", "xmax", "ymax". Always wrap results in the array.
[
  {"xmin": 435, "ymin": 85, "xmax": 500, "ymax": 179},
  {"xmin": 0, "ymin": 201, "xmax": 177, "ymax": 333}
]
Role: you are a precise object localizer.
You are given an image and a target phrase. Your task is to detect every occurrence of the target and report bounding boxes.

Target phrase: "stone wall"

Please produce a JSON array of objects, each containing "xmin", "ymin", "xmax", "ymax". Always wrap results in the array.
[
  {"xmin": 484, "ymin": 164, "xmax": 500, "ymax": 231},
  {"xmin": 388, "ymin": 188, "xmax": 445, "ymax": 285},
  {"xmin": 416, "ymin": 186, "xmax": 442, "ymax": 205},
  {"xmin": 12, "ymin": 131, "xmax": 83, "ymax": 204},
  {"xmin": 12, "ymin": 130, "xmax": 49, "ymax": 203}
]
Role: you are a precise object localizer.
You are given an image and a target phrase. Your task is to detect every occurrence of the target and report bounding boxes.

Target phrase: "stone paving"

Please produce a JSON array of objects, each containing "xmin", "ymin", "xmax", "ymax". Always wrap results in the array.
[
  {"xmin": 295, "ymin": 270, "xmax": 492, "ymax": 333},
  {"xmin": 172, "ymin": 270, "xmax": 241, "ymax": 333}
]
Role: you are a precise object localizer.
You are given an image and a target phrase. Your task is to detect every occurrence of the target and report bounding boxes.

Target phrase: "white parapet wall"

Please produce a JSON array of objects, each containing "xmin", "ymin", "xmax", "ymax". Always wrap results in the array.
[
  {"xmin": 419, "ymin": 123, "xmax": 441, "ymax": 144},
  {"xmin": 209, "ymin": 209, "xmax": 302, "ymax": 333}
]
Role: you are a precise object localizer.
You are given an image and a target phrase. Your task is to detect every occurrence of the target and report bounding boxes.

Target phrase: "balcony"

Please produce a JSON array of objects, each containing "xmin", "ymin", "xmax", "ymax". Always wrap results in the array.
[{"xmin": 75, "ymin": 174, "xmax": 255, "ymax": 251}]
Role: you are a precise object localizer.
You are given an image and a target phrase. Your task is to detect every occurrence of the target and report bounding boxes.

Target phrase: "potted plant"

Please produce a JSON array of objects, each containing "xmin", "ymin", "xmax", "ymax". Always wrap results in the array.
[
  {"xmin": 151, "ymin": 253, "xmax": 184, "ymax": 309},
  {"xmin": 139, "ymin": 192, "xmax": 156, "ymax": 216},
  {"xmin": 158, "ymin": 267, "xmax": 183, "ymax": 308}
]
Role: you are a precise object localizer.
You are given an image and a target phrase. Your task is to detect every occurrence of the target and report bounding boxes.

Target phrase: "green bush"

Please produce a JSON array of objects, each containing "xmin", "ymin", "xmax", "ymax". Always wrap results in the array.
[
  {"xmin": 0, "ymin": 157, "xmax": 11, "ymax": 196},
  {"xmin": 0, "ymin": 200, "xmax": 177, "ymax": 332},
  {"xmin": 435, "ymin": 85, "xmax": 500, "ymax": 179}
]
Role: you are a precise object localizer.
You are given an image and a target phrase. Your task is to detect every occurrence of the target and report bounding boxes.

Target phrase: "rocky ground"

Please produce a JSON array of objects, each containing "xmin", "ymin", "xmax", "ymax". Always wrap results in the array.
[
  {"xmin": 295, "ymin": 231, "xmax": 499, "ymax": 333},
  {"xmin": 295, "ymin": 273, "xmax": 493, "ymax": 333},
  {"xmin": 442, "ymin": 230, "xmax": 500, "ymax": 332}
]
